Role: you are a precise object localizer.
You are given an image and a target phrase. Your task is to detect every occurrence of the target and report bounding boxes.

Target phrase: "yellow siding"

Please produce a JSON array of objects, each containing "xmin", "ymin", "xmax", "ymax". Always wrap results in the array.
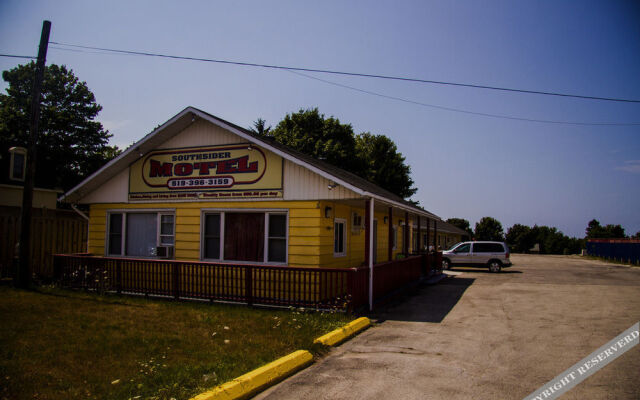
[{"xmin": 88, "ymin": 199, "xmax": 429, "ymax": 268}]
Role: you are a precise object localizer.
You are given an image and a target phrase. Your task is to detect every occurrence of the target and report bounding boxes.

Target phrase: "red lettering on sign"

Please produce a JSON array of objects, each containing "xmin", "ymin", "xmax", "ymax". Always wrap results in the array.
[
  {"xmin": 174, "ymin": 163, "xmax": 193, "ymax": 176},
  {"xmin": 149, "ymin": 160, "xmax": 173, "ymax": 177}
]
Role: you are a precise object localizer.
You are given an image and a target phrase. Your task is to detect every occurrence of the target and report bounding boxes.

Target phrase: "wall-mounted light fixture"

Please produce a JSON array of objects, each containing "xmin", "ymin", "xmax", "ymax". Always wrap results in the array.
[
  {"xmin": 247, "ymin": 143, "xmax": 253, "ymax": 151},
  {"xmin": 383, "ymin": 216, "xmax": 389, "ymax": 224},
  {"xmin": 327, "ymin": 182, "xmax": 338, "ymax": 190},
  {"xmin": 325, "ymin": 206, "xmax": 332, "ymax": 218},
  {"xmin": 136, "ymin": 147, "xmax": 144, "ymax": 157}
]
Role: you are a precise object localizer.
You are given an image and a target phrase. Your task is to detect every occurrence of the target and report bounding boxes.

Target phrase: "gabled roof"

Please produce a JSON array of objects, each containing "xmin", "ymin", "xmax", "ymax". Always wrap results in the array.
[{"xmin": 61, "ymin": 107, "xmax": 440, "ymax": 219}]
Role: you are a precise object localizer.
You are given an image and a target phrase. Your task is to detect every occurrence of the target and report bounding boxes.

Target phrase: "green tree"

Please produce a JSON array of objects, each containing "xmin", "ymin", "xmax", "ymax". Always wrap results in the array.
[
  {"xmin": 632, "ymin": 231, "xmax": 640, "ymax": 239},
  {"xmin": 505, "ymin": 223, "xmax": 533, "ymax": 253},
  {"xmin": 267, "ymin": 108, "xmax": 417, "ymax": 199},
  {"xmin": 474, "ymin": 217, "xmax": 504, "ymax": 241},
  {"xmin": 0, "ymin": 62, "xmax": 120, "ymax": 191},
  {"xmin": 355, "ymin": 132, "xmax": 416, "ymax": 199},
  {"xmin": 249, "ymin": 118, "xmax": 271, "ymax": 136},
  {"xmin": 446, "ymin": 218, "xmax": 473, "ymax": 238},
  {"xmin": 585, "ymin": 219, "xmax": 626, "ymax": 239}
]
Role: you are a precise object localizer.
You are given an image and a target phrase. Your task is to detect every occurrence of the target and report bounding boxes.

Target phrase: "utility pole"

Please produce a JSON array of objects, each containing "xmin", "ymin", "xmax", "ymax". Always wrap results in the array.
[{"xmin": 18, "ymin": 20, "xmax": 51, "ymax": 288}]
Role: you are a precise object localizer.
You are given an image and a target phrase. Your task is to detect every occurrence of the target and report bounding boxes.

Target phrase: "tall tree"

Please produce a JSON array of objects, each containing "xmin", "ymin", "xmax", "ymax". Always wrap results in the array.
[
  {"xmin": 446, "ymin": 217, "xmax": 473, "ymax": 238},
  {"xmin": 266, "ymin": 108, "xmax": 417, "ymax": 199},
  {"xmin": 0, "ymin": 62, "xmax": 120, "ymax": 191},
  {"xmin": 474, "ymin": 217, "xmax": 505, "ymax": 241},
  {"xmin": 269, "ymin": 108, "xmax": 361, "ymax": 173},
  {"xmin": 585, "ymin": 219, "xmax": 626, "ymax": 239},
  {"xmin": 355, "ymin": 132, "xmax": 416, "ymax": 199},
  {"xmin": 505, "ymin": 223, "xmax": 533, "ymax": 253},
  {"xmin": 249, "ymin": 118, "xmax": 271, "ymax": 136}
]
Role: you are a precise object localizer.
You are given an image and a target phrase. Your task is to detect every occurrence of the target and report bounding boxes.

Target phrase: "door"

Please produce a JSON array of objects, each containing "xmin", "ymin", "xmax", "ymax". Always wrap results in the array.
[{"xmin": 450, "ymin": 242, "xmax": 471, "ymax": 265}]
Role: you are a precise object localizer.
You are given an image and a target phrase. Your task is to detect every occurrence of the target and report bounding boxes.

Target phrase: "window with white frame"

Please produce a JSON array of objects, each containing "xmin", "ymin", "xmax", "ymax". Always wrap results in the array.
[
  {"xmin": 201, "ymin": 211, "xmax": 287, "ymax": 264},
  {"xmin": 107, "ymin": 211, "xmax": 175, "ymax": 257},
  {"xmin": 334, "ymin": 218, "xmax": 346, "ymax": 257}
]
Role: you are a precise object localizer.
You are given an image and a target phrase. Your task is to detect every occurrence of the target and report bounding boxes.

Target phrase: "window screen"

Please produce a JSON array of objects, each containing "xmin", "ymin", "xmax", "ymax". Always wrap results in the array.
[
  {"xmin": 108, "ymin": 213, "xmax": 123, "ymax": 255},
  {"xmin": 268, "ymin": 214, "xmax": 287, "ymax": 262},
  {"xmin": 203, "ymin": 213, "xmax": 221, "ymax": 259}
]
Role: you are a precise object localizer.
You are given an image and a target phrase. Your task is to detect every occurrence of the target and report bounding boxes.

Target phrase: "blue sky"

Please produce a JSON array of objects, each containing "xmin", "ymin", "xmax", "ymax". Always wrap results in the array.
[{"xmin": 1, "ymin": 0, "xmax": 639, "ymax": 237}]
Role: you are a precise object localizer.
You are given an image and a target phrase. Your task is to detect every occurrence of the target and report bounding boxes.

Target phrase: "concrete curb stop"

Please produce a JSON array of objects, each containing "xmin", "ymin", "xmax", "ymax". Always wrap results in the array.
[
  {"xmin": 190, "ymin": 350, "xmax": 313, "ymax": 400},
  {"xmin": 313, "ymin": 317, "xmax": 371, "ymax": 346}
]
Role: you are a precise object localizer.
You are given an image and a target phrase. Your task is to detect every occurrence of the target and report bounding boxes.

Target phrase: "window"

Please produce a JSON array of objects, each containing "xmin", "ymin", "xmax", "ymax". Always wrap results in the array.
[
  {"xmin": 108, "ymin": 213, "xmax": 123, "ymax": 255},
  {"xmin": 454, "ymin": 243, "xmax": 471, "ymax": 253},
  {"xmin": 159, "ymin": 214, "xmax": 174, "ymax": 245},
  {"xmin": 268, "ymin": 214, "xmax": 287, "ymax": 262},
  {"xmin": 334, "ymin": 218, "xmax": 346, "ymax": 257},
  {"xmin": 203, "ymin": 213, "xmax": 221, "ymax": 259},
  {"xmin": 473, "ymin": 243, "xmax": 504, "ymax": 253},
  {"xmin": 106, "ymin": 211, "xmax": 175, "ymax": 257},
  {"xmin": 201, "ymin": 211, "xmax": 288, "ymax": 264}
]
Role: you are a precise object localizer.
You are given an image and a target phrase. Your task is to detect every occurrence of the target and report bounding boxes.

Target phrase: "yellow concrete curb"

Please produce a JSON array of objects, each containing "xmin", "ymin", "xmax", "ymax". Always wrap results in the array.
[
  {"xmin": 313, "ymin": 317, "xmax": 371, "ymax": 346},
  {"xmin": 190, "ymin": 350, "xmax": 313, "ymax": 400}
]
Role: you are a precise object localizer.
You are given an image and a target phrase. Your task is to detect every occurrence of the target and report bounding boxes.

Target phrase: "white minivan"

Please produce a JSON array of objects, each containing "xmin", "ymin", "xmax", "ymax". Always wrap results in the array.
[{"xmin": 442, "ymin": 241, "xmax": 511, "ymax": 273}]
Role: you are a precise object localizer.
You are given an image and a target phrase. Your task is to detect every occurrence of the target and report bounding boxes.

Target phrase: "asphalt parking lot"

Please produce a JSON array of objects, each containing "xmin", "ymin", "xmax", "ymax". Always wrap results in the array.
[{"xmin": 255, "ymin": 255, "xmax": 640, "ymax": 400}]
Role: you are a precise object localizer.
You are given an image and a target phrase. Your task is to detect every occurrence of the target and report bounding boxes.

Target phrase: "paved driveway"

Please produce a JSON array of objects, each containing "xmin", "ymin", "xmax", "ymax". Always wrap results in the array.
[{"xmin": 255, "ymin": 255, "xmax": 640, "ymax": 399}]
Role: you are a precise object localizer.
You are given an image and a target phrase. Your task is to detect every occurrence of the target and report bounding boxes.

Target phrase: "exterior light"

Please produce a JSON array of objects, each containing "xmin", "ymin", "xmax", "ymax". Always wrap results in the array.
[
  {"xmin": 327, "ymin": 182, "xmax": 338, "ymax": 190},
  {"xmin": 325, "ymin": 206, "xmax": 332, "ymax": 218},
  {"xmin": 384, "ymin": 216, "xmax": 388, "ymax": 224}
]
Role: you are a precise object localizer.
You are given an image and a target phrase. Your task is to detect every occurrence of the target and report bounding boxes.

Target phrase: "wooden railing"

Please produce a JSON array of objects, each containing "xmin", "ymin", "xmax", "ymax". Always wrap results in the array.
[
  {"xmin": 53, "ymin": 254, "xmax": 356, "ymax": 310},
  {"xmin": 53, "ymin": 252, "xmax": 442, "ymax": 311}
]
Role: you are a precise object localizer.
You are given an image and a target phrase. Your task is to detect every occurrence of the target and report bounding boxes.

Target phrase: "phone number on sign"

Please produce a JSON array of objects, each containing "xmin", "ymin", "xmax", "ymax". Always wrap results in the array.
[{"xmin": 167, "ymin": 177, "xmax": 234, "ymax": 189}]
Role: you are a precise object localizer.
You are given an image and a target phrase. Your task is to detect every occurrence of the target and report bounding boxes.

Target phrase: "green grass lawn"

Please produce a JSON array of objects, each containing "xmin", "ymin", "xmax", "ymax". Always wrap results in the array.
[{"xmin": 0, "ymin": 286, "xmax": 352, "ymax": 400}]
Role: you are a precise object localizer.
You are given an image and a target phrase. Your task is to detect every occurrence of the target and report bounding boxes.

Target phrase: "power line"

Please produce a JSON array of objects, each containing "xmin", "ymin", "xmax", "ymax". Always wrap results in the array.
[
  {"xmin": 49, "ymin": 41, "xmax": 640, "ymax": 104},
  {"xmin": 287, "ymin": 70, "xmax": 640, "ymax": 126},
  {"xmin": 0, "ymin": 54, "xmax": 37, "ymax": 59}
]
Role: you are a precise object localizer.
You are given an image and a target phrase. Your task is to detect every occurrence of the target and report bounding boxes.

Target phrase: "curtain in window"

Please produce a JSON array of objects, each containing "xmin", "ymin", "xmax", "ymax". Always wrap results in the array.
[
  {"xmin": 126, "ymin": 213, "xmax": 157, "ymax": 257},
  {"xmin": 224, "ymin": 213, "xmax": 264, "ymax": 262}
]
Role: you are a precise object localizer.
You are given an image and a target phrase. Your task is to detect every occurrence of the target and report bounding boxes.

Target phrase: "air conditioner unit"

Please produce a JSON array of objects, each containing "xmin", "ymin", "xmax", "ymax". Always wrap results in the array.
[{"xmin": 156, "ymin": 245, "xmax": 174, "ymax": 259}]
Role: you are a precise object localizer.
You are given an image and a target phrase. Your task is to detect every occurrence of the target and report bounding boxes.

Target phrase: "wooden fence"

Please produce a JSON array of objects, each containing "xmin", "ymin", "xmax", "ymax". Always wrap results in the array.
[
  {"xmin": 0, "ymin": 207, "xmax": 87, "ymax": 279},
  {"xmin": 53, "ymin": 252, "xmax": 441, "ymax": 311}
]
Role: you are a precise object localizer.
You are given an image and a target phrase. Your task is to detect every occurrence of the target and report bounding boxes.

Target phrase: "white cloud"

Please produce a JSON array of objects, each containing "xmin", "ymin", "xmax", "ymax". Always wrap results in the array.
[{"xmin": 616, "ymin": 160, "xmax": 640, "ymax": 174}]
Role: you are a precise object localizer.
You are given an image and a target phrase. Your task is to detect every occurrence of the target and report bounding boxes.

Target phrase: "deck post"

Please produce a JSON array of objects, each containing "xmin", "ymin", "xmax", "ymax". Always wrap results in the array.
[
  {"xmin": 404, "ymin": 211, "xmax": 409, "ymax": 256},
  {"xmin": 433, "ymin": 220, "xmax": 438, "ymax": 251},
  {"xmin": 417, "ymin": 215, "xmax": 421, "ymax": 254},
  {"xmin": 245, "ymin": 265, "xmax": 253, "ymax": 306},
  {"xmin": 388, "ymin": 207, "xmax": 393, "ymax": 262},
  {"xmin": 367, "ymin": 198, "xmax": 374, "ymax": 311},
  {"xmin": 173, "ymin": 262, "xmax": 180, "ymax": 300}
]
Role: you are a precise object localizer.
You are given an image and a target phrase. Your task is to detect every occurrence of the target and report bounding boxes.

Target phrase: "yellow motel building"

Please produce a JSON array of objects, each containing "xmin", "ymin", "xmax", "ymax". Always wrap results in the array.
[{"xmin": 59, "ymin": 107, "xmax": 466, "ymax": 309}]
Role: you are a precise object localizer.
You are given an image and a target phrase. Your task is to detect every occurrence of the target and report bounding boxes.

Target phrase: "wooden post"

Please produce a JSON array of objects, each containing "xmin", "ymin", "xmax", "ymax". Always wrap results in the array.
[
  {"xmin": 417, "ymin": 215, "xmax": 421, "ymax": 254},
  {"xmin": 426, "ymin": 218, "xmax": 431, "ymax": 251},
  {"xmin": 364, "ymin": 199, "xmax": 371, "ymax": 267},
  {"xmin": 116, "ymin": 259, "xmax": 122, "ymax": 294},
  {"xmin": 404, "ymin": 211, "xmax": 409, "ymax": 256},
  {"xmin": 387, "ymin": 207, "xmax": 393, "ymax": 261},
  {"xmin": 18, "ymin": 20, "xmax": 51, "ymax": 288},
  {"xmin": 245, "ymin": 265, "xmax": 253, "ymax": 306},
  {"xmin": 433, "ymin": 220, "xmax": 438, "ymax": 250},
  {"xmin": 173, "ymin": 263, "xmax": 180, "ymax": 299}
]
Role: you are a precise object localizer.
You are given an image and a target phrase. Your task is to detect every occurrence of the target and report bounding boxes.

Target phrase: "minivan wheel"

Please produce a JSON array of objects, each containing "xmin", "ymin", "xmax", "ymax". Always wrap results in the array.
[
  {"xmin": 488, "ymin": 260, "xmax": 502, "ymax": 273},
  {"xmin": 442, "ymin": 259, "xmax": 451, "ymax": 270}
]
